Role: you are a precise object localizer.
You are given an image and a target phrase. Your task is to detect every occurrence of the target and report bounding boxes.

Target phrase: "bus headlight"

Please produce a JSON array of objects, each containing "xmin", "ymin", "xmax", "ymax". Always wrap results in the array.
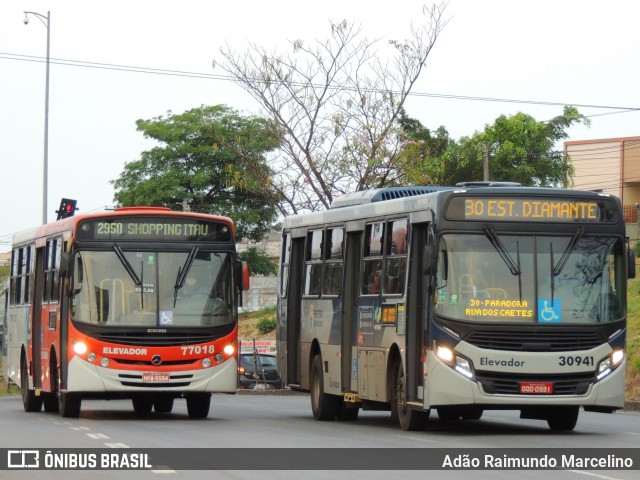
[
  {"xmin": 596, "ymin": 349, "xmax": 624, "ymax": 381},
  {"xmin": 435, "ymin": 343, "xmax": 475, "ymax": 381},
  {"xmin": 73, "ymin": 342, "xmax": 88, "ymax": 355},
  {"xmin": 436, "ymin": 344, "xmax": 454, "ymax": 363}
]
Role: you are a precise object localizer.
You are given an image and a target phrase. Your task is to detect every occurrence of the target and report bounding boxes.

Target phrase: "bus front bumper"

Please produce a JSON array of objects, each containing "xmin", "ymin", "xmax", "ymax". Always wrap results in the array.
[{"xmin": 66, "ymin": 355, "xmax": 238, "ymax": 393}]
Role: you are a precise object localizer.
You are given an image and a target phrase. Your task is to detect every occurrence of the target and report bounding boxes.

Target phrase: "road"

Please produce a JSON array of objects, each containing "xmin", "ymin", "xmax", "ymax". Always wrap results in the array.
[{"xmin": 0, "ymin": 393, "xmax": 639, "ymax": 480}]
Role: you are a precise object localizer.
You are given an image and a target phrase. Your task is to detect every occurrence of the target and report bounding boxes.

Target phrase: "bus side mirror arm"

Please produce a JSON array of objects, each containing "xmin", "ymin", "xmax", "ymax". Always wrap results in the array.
[
  {"xmin": 59, "ymin": 252, "xmax": 70, "ymax": 277},
  {"xmin": 423, "ymin": 245, "xmax": 435, "ymax": 274}
]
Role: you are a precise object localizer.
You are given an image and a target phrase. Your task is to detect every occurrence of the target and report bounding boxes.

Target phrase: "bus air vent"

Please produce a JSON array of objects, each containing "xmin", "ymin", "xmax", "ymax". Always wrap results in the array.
[{"xmin": 331, "ymin": 186, "xmax": 453, "ymax": 209}]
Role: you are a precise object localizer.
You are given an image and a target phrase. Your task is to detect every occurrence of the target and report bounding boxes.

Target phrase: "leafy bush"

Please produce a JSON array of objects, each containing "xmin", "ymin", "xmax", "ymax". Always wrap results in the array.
[{"xmin": 257, "ymin": 317, "xmax": 276, "ymax": 334}]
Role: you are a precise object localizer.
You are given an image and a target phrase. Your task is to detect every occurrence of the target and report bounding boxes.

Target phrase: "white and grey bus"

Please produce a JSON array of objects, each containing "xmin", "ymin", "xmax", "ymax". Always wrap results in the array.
[{"xmin": 276, "ymin": 183, "xmax": 634, "ymax": 431}]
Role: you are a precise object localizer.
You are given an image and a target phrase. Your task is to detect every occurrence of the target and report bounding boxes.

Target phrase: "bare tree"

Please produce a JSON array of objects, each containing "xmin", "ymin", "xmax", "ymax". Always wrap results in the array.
[{"xmin": 216, "ymin": 3, "xmax": 449, "ymax": 215}]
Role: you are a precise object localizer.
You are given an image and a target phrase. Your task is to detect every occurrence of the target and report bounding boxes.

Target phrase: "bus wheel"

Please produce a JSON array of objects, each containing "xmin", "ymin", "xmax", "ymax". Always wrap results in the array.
[
  {"xmin": 437, "ymin": 407, "xmax": 461, "ymax": 421},
  {"xmin": 461, "ymin": 407, "xmax": 483, "ymax": 421},
  {"xmin": 132, "ymin": 396, "xmax": 154, "ymax": 414},
  {"xmin": 59, "ymin": 392, "xmax": 81, "ymax": 418},
  {"xmin": 20, "ymin": 357, "xmax": 42, "ymax": 413},
  {"xmin": 154, "ymin": 395, "xmax": 174, "ymax": 414},
  {"xmin": 43, "ymin": 360, "xmax": 59, "ymax": 413},
  {"xmin": 547, "ymin": 407, "xmax": 579, "ymax": 431},
  {"xmin": 336, "ymin": 400, "xmax": 359, "ymax": 421},
  {"xmin": 310, "ymin": 354, "xmax": 338, "ymax": 421},
  {"xmin": 392, "ymin": 361, "xmax": 427, "ymax": 431},
  {"xmin": 186, "ymin": 393, "xmax": 211, "ymax": 419}
]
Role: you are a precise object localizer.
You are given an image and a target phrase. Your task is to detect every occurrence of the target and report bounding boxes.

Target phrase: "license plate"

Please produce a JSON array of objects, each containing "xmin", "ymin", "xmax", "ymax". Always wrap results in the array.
[
  {"xmin": 142, "ymin": 372, "xmax": 170, "ymax": 383},
  {"xmin": 519, "ymin": 382, "xmax": 553, "ymax": 394}
]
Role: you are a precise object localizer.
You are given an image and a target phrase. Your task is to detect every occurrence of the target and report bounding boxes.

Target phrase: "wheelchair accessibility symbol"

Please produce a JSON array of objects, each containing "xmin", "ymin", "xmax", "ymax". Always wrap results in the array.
[
  {"xmin": 537, "ymin": 299, "xmax": 561, "ymax": 323},
  {"xmin": 160, "ymin": 311, "xmax": 174, "ymax": 326}
]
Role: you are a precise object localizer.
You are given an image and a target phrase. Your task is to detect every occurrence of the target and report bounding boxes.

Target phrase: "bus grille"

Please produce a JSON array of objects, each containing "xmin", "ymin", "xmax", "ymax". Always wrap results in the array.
[
  {"xmin": 476, "ymin": 371, "xmax": 594, "ymax": 395},
  {"xmin": 465, "ymin": 330, "xmax": 602, "ymax": 352},
  {"xmin": 95, "ymin": 332, "xmax": 217, "ymax": 346},
  {"xmin": 113, "ymin": 358, "xmax": 198, "ymax": 367}
]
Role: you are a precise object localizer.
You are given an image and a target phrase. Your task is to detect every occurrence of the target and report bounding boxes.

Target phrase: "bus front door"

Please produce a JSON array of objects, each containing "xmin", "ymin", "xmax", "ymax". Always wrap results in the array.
[
  {"xmin": 285, "ymin": 237, "xmax": 305, "ymax": 387},
  {"xmin": 406, "ymin": 223, "xmax": 429, "ymax": 403},
  {"xmin": 342, "ymin": 232, "xmax": 362, "ymax": 393}
]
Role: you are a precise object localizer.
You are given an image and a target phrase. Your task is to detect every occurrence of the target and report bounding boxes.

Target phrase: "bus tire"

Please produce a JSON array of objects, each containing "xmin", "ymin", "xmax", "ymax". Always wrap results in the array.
[
  {"xmin": 310, "ymin": 354, "xmax": 338, "ymax": 421},
  {"xmin": 43, "ymin": 359, "xmax": 59, "ymax": 413},
  {"xmin": 186, "ymin": 393, "xmax": 211, "ymax": 419},
  {"xmin": 21, "ymin": 356, "xmax": 42, "ymax": 413},
  {"xmin": 437, "ymin": 406, "xmax": 461, "ymax": 421},
  {"xmin": 461, "ymin": 407, "xmax": 483, "ymax": 421},
  {"xmin": 154, "ymin": 395, "xmax": 174, "ymax": 414},
  {"xmin": 547, "ymin": 406, "xmax": 579, "ymax": 431},
  {"xmin": 336, "ymin": 400, "xmax": 359, "ymax": 421},
  {"xmin": 392, "ymin": 361, "xmax": 427, "ymax": 431},
  {"xmin": 132, "ymin": 396, "xmax": 154, "ymax": 414},
  {"xmin": 59, "ymin": 392, "xmax": 81, "ymax": 418}
]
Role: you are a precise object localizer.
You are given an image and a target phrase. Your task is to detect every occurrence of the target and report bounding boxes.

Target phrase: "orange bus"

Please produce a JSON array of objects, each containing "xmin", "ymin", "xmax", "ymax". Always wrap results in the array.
[{"xmin": 3, "ymin": 204, "xmax": 247, "ymax": 418}]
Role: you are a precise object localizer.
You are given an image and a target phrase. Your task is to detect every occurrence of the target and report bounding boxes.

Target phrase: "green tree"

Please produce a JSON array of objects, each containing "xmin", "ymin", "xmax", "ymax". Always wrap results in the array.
[
  {"xmin": 238, "ymin": 247, "xmax": 278, "ymax": 276},
  {"xmin": 0, "ymin": 264, "xmax": 8, "ymax": 284},
  {"xmin": 396, "ymin": 108, "xmax": 454, "ymax": 185},
  {"xmin": 399, "ymin": 106, "xmax": 589, "ymax": 187},
  {"xmin": 112, "ymin": 105, "xmax": 282, "ymax": 241}
]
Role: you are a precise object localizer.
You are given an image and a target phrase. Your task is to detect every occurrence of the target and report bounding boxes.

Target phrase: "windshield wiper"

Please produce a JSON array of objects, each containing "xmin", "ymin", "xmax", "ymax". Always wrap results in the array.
[
  {"xmin": 485, "ymin": 227, "xmax": 522, "ymax": 299},
  {"xmin": 485, "ymin": 228, "xmax": 521, "ymax": 276},
  {"xmin": 173, "ymin": 246, "xmax": 200, "ymax": 307},
  {"xmin": 553, "ymin": 227, "xmax": 584, "ymax": 277},
  {"xmin": 114, "ymin": 245, "xmax": 144, "ymax": 309},
  {"xmin": 113, "ymin": 245, "xmax": 142, "ymax": 286},
  {"xmin": 548, "ymin": 227, "xmax": 584, "ymax": 305}
]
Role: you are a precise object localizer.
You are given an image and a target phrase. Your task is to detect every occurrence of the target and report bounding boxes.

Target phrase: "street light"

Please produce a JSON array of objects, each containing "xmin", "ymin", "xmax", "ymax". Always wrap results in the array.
[{"xmin": 23, "ymin": 10, "xmax": 50, "ymax": 225}]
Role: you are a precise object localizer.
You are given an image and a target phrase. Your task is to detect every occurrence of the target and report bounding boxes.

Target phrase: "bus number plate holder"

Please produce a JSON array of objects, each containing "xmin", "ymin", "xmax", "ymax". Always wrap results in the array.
[
  {"xmin": 143, "ymin": 372, "xmax": 170, "ymax": 383},
  {"xmin": 519, "ymin": 382, "xmax": 553, "ymax": 394}
]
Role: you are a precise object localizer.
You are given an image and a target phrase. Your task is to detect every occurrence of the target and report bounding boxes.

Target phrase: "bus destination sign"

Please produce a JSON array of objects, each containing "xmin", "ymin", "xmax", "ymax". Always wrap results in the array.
[
  {"xmin": 445, "ymin": 196, "xmax": 617, "ymax": 223},
  {"xmin": 77, "ymin": 217, "xmax": 233, "ymax": 242}
]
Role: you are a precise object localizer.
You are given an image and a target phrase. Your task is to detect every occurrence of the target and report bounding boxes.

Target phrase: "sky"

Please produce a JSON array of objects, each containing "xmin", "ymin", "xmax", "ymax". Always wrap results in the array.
[{"xmin": 1, "ymin": 0, "xmax": 639, "ymax": 251}]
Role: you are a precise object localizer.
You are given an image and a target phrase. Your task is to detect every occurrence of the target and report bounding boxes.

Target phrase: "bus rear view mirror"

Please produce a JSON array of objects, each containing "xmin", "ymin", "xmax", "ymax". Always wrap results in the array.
[
  {"xmin": 235, "ymin": 260, "xmax": 250, "ymax": 292},
  {"xmin": 243, "ymin": 261, "xmax": 250, "ymax": 291},
  {"xmin": 628, "ymin": 247, "xmax": 636, "ymax": 279},
  {"xmin": 423, "ymin": 245, "xmax": 434, "ymax": 273}
]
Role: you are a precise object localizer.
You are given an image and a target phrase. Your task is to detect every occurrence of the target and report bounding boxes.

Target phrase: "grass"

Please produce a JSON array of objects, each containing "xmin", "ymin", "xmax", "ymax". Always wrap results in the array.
[
  {"xmin": 0, "ymin": 358, "xmax": 19, "ymax": 396},
  {"xmin": 238, "ymin": 306, "xmax": 277, "ymax": 340},
  {"xmin": 625, "ymin": 277, "xmax": 640, "ymax": 402}
]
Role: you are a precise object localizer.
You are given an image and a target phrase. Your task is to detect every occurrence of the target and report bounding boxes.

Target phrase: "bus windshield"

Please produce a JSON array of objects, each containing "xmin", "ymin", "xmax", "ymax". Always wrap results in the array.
[
  {"xmin": 71, "ymin": 249, "xmax": 233, "ymax": 328},
  {"xmin": 434, "ymin": 232, "xmax": 625, "ymax": 324}
]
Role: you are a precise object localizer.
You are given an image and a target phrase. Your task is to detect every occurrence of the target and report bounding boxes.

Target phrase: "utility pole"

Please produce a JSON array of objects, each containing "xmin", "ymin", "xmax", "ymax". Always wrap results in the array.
[{"xmin": 482, "ymin": 141, "xmax": 489, "ymax": 181}]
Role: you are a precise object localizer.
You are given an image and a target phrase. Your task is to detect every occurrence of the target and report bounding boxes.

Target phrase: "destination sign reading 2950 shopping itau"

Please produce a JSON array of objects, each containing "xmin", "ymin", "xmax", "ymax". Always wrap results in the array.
[
  {"xmin": 77, "ymin": 217, "xmax": 232, "ymax": 242},
  {"xmin": 445, "ymin": 196, "xmax": 616, "ymax": 223}
]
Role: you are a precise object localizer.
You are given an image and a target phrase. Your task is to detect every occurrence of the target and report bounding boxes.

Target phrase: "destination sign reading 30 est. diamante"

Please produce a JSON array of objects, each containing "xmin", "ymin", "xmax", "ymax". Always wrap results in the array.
[{"xmin": 445, "ymin": 196, "xmax": 616, "ymax": 223}]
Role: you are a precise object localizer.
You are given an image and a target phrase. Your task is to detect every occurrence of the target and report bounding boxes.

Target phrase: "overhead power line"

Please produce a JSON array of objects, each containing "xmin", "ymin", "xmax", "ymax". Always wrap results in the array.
[{"xmin": 1, "ymin": 52, "xmax": 639, "ymax": 115}]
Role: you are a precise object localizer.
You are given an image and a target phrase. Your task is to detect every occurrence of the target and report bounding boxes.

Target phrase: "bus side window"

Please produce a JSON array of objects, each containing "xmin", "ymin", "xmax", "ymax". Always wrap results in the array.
[
  {"xmin": 385, "ymin": 220, "xmax": 408, "ymax": 294},
  {"xmin": 322, "ymin": 227, "xmax": 344, "ymax": 296},
  {"xmin": 362, "ymin": 222, "xmax": 384, "ymax": 295},
  {"xmin": 304, "ymin": 230, "xmax": 323, "ymax": 296}
]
